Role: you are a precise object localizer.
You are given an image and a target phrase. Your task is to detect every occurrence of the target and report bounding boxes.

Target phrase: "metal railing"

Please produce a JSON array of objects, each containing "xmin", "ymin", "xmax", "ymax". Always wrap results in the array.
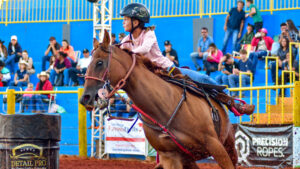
[
  {"xmin": 0, "ymin": 0, "xmax": 93, "ymax": 24},
  {"xmin": 228, "ymin": 83, "xmax": 298, "ymax": 124},
  {"xmin": 1, "ymin": 88, "xmax": 88, "ymax": 157},
  {"xmin": 0, "ymin": 0, "xmax": 299, "ymax": 24}
]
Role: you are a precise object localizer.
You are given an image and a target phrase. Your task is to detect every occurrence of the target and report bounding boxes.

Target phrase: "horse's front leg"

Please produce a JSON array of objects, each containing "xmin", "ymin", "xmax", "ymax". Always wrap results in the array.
[{"xmin": 158, "ymin": 151, "xmax": 183, "ymax": 169}]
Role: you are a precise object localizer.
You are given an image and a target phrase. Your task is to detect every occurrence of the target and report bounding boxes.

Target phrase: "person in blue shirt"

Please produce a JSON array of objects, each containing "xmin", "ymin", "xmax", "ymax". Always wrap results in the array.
[
  {"xmin": 228, "ymin": 49, "xmax": 253, "ymax": 97},
  {"xmin": 190, "ymin": 27, "xmax": 214, "ymax": 71},
  {"xmin": 9, "ymin": 60, "xmax": 29, "ymax": 87},
  {"xmin": 216, "ymin": 54, "xmax": 238, "ymax": 86},
  {"xmin": 222, "ymin": 1, "xmax": 245, "ymax": 54},
  {"xmin": 6, "ymin": 35, "xmax": 22, "ymax": 73}
]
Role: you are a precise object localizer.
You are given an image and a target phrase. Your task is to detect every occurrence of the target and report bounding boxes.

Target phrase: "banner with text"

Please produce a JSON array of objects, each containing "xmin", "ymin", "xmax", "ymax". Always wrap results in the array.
[
  {"xmin": 105, "ymin": 118, "xmax": 146, "ymax": 155},
  {"xmin": 235, "ymin": 124, "xmax": 293, "ymax": 168}
]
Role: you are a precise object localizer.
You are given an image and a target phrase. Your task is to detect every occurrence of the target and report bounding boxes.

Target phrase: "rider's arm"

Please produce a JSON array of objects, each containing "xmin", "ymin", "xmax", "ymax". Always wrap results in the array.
[{"xmin": 132, "ymin": 31, "xmax": 156, "ymax": 54}]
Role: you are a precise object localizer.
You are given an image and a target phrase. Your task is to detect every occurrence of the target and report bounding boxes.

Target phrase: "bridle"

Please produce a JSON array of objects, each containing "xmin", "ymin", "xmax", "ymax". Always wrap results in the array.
[{"xmin": 85, "ymin": 45, "xmax": 137, "ymax": 99}]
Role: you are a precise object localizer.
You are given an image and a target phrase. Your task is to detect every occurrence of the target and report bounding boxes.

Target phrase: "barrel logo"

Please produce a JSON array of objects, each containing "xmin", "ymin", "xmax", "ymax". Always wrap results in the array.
[{"xmin": 10, "ymin": 144, "xmax": 47, "ymax": 168}]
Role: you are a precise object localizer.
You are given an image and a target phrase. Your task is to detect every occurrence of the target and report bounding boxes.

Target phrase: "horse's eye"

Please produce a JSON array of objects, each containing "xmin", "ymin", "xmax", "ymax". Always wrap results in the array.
[{"xmin": 97, "ymin": 61, "xmax": 103, "ymax": 66}]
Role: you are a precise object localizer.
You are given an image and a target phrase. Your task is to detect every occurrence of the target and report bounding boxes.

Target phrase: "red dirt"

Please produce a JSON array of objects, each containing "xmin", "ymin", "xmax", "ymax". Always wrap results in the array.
[{"xmin": 59, "ymin": 155, "xmax": 293, "ymax": 169}]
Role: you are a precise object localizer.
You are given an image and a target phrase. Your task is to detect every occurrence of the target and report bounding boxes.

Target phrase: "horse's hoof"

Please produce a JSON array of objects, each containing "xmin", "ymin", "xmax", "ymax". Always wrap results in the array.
[{"xmin": 154, "ymin": 163, "xmax": 163, "ymax": 169}]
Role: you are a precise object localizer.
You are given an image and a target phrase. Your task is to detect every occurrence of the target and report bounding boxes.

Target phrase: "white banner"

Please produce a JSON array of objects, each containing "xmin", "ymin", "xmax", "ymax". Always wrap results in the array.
[
  {"xmin": 293, "ymin": 127, "xmax": 300, "ymax": 168},
  {"xmin": 105, "ymin": 117, "xmax": 146, "ymax": 155}
]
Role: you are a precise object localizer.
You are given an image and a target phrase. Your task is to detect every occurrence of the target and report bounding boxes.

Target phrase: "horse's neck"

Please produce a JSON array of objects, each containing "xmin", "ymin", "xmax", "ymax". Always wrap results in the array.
[{"xmin": 123, "ymin": 66, "xmax": 179, "ymax": 119}]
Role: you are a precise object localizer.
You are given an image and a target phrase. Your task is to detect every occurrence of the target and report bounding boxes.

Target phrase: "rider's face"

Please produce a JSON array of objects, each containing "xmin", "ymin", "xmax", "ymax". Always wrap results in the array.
[{"xmin": 123, "ymin": 16, "xmax": 132, "ymax": 32}]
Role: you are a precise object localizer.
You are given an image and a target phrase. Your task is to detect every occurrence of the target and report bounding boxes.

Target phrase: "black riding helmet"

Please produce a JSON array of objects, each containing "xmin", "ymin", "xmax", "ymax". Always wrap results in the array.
[
  {"xmin": 120, "ymin": 3, "xmax": 150, "ymax": 42},
  {"xmin": 120, "ymin": 3, "xmax": 150, "ymax": 23}
]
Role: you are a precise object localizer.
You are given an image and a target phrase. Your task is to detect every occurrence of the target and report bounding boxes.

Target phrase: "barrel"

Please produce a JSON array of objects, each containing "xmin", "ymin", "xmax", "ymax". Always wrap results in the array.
[{"xmin": 0, "ymin": 113, "xmax": 61, "ymax": 169}]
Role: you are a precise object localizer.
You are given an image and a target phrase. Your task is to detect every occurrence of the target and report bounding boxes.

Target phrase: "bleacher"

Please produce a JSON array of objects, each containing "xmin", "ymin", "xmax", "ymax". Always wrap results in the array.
[{"xmin": 0, "ymin": 0, "xmax": 299, "ymax": 156}]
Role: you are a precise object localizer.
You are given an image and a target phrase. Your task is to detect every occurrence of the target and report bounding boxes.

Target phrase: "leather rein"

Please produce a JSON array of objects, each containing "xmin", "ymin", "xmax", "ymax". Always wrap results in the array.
[
  {"xmin": 84, "ymin": 44, "xmax": 196, "ymax": 159},
  {"xmin": 84, "ymin": 45, "xmax": 136, "ymax": 99}
]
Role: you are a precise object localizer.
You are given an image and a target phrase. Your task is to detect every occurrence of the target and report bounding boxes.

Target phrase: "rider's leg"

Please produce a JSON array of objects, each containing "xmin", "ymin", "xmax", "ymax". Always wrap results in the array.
[{"xmin": 178, "ymin": 68, "xmax": 218, "ymax": 85}]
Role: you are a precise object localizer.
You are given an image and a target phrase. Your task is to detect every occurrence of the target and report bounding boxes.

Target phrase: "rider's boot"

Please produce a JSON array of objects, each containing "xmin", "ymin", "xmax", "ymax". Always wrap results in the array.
[{"xmin": 217, "ymin": 93, "xmax": 255, "ymax": 116}]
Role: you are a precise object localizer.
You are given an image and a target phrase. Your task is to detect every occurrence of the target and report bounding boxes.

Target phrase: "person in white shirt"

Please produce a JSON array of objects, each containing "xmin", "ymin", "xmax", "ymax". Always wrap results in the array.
[{"xmin": 68, "ymin": 49, "xmax": 91, "ymax": 86}]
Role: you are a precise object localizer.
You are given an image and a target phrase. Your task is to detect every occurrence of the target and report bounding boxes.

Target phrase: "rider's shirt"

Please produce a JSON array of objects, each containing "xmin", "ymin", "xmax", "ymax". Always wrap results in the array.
[{"xmin": 121, "ymin": 30, "xmax": 174, "ymax": 68}]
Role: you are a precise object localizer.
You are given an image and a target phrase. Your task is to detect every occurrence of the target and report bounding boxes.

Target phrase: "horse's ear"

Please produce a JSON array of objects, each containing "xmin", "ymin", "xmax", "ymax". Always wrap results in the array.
[{"xmin": 102, "ymin": 30, "xmax": 110, "ymax": 49}]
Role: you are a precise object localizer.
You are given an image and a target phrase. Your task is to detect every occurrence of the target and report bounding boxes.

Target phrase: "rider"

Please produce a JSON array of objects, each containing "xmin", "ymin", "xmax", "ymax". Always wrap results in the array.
[{"xmin": 119, "ymin": 3, "xmax": 254, "ymax": 115}]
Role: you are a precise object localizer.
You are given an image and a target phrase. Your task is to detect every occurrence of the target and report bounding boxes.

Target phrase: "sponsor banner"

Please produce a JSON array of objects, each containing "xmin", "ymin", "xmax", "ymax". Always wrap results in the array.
[
  {"xmin": 105, "ymin": 117, "xmax": 146, "ymax": 155},
  {"xmin": 235, "ymin": 124, "xmax": 293, "ymax": 168},
  {"xmin": 293, "ymin": 127, "xmax": 300, "ymax": 168}
]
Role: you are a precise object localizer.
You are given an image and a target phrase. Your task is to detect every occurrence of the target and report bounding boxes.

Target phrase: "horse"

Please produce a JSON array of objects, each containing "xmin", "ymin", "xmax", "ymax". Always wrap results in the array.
[{"xmin": 80, "ymin": 30, "xmax": 237, "ymax": 169}]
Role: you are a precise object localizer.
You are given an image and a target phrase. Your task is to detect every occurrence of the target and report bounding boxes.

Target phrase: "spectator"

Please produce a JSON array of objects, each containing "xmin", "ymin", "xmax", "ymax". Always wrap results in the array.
[
  {"xmin": 237, "ymin": 24, "xmax": 255, "ymax": 51},
  {"xmin": 119, "ymin": 33, "xmax": 126, "ymax": 42},
  {"xmin": 249, "ymin": 28, "xmax": 274, "ymax": 73},
  {"xmin": 32, "ymin": 71, "xmax": 53, "ymax": 113},
  {"xmin": 0, "ymin": 60, "xmax": 11, "ymax": 86},
  {"xmin": 286, "ymin": 20, "xmax": 299, "ymax": 59},
  {"xmin": 50, "ymin": 52, "xmax": 71, "ymax": 86},
  {"xmin": 245, "ymin": 0, "xmax": 263, "ymax": 32},
  {"xmin": 10, "ymin": 60, "xmax": 28, "ymax": 87},
  {"xmin": 278, "ymin": 53, "xmax": 297, "ymax": 96},
  {"xmin": 222, "ymin": 1, "xmax": 245, "ymax": 54},
  {"xmin": 22, "ymin": 83, "xmax": 34, "ymax": 112},
  {"xmin": 271, "ymin": 23, "xmax": 289, "ymax": 55},
  {"xmin": 216, "ymin": 54, "xmax": 237, "ymax": 86},
  {"xmin": 203, "ymin": 43, "xmax": 223, "ymax": 75},
  {"xmin": 190, "ymin": 27, "xmax": 214, "ymax": 71},
  {"xmin": 19, "ymin": 50, "xmax": 35, "ymax": 75},
  {"xmin": 60, "ymin": 40, "xmax": 75, "ymax": 66},
  {"xmin": 162, "ymin": 40, "xmax": 179, "ymax": 67},
  {"xmin": 270, "ymin": 37, "xmax": 290, "ymax": 84},
  {"xmin": 228, "ymin": 49, "xmax": 253, "ymax": 97},
  {"xmin": 68, "ymin": 49, "xmax": 91, "ymax": 86},
  {"xmin": 42, "ymin": 37, "xmax": 61, "ymax": 71},
  {"xmin": 0, "ymin": 40, "xmax": 8, "ymax": 61},
  {"xmin": 112, "ymin": 33, "xmax": 119, "ymax": 45},
  {"xmin": 46, "ymin": 55, "xmax": 56, "ymax": 74},
  {"xmin": 6, "ymin": 35, "xmax": 22, "ymax": 73},
  {"xmin": 286, "ymin": 19, "xmax": 299, "ymax": 42}
]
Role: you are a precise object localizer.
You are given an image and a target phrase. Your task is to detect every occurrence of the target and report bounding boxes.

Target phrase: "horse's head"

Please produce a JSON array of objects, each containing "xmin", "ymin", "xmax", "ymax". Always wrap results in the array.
[{"xmin": 80, "ymin": 30, "xmax": 135, "ymax": 111}]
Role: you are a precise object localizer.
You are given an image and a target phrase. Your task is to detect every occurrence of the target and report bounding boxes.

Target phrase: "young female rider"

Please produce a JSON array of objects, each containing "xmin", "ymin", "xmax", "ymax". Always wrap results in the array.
[{"xmin": 120, "ymin": 3, "xmax": 254, "ymax": 115}]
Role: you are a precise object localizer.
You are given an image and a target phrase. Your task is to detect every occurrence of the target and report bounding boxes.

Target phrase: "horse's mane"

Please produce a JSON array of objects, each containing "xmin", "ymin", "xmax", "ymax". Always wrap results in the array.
[{"xmin": 121, "ymin": 48, "xmax": 188, "ymax": 81}]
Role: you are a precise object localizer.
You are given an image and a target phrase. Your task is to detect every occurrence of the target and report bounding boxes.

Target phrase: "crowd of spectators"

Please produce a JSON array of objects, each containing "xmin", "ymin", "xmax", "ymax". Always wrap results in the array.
[{"xmin": 187, "ymin": 0, "xmax": 299, "ymax": 97}]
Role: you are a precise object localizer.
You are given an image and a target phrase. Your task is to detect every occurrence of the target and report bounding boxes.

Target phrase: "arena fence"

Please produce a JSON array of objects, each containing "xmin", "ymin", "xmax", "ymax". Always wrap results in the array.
[
  {"xmin": 0, "ymin": 0, "xmax": 299, "ymax": 24},
  {"xmin": 1, "ymin": 83, "xmax": 300, "ymax": 157},
  {"xmin": 1, "ymin": 88, "xmax": 88, "ymax": 157}
]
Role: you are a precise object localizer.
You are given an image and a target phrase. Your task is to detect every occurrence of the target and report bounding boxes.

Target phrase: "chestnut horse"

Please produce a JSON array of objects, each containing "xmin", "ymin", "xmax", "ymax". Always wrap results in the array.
[{"xmin": 80, "ymin": 31, "xmax": 237, "ymax": 169}]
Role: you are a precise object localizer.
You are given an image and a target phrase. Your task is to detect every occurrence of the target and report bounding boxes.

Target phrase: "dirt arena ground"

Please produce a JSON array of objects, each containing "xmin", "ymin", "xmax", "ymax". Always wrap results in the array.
[{"xmin": 59, "ymin": 156, "xmax": 293, "ymax": 169}]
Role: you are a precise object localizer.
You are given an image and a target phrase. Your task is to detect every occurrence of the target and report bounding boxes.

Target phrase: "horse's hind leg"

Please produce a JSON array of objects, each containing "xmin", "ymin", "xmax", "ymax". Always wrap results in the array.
[
  {"xmin": 205, "ymin": 136, "xmax": 235, "ymax": 169},
  {"xmin": 224, "ymin": 126, "xmax": 238, "ymax": 167}
]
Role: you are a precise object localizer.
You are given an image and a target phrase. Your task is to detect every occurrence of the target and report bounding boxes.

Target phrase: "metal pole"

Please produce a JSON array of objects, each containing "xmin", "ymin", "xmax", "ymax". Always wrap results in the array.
[
  {"xmin": 294, "ymin": 82, "xmax": 300, "ymax": 126},
  {"xmin": 78, "ymin": 88, "xmax": 87, "ymax": 157},
  {"xmin": 7, "ymin": 89, "xmax": 15, "ymax": 114}
]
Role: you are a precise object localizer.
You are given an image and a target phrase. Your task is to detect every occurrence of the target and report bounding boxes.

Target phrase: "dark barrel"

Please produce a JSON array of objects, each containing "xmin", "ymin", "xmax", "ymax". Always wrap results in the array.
[{"xmin": 0, "ymin": 113, "xmax": 61, "ymax": 169}]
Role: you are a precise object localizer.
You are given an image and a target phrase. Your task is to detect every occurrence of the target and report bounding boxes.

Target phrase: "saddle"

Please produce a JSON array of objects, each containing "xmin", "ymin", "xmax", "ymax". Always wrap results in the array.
[{"xmin": 161, "ymin": 76, "xmax": 223, "ymax": 137}]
